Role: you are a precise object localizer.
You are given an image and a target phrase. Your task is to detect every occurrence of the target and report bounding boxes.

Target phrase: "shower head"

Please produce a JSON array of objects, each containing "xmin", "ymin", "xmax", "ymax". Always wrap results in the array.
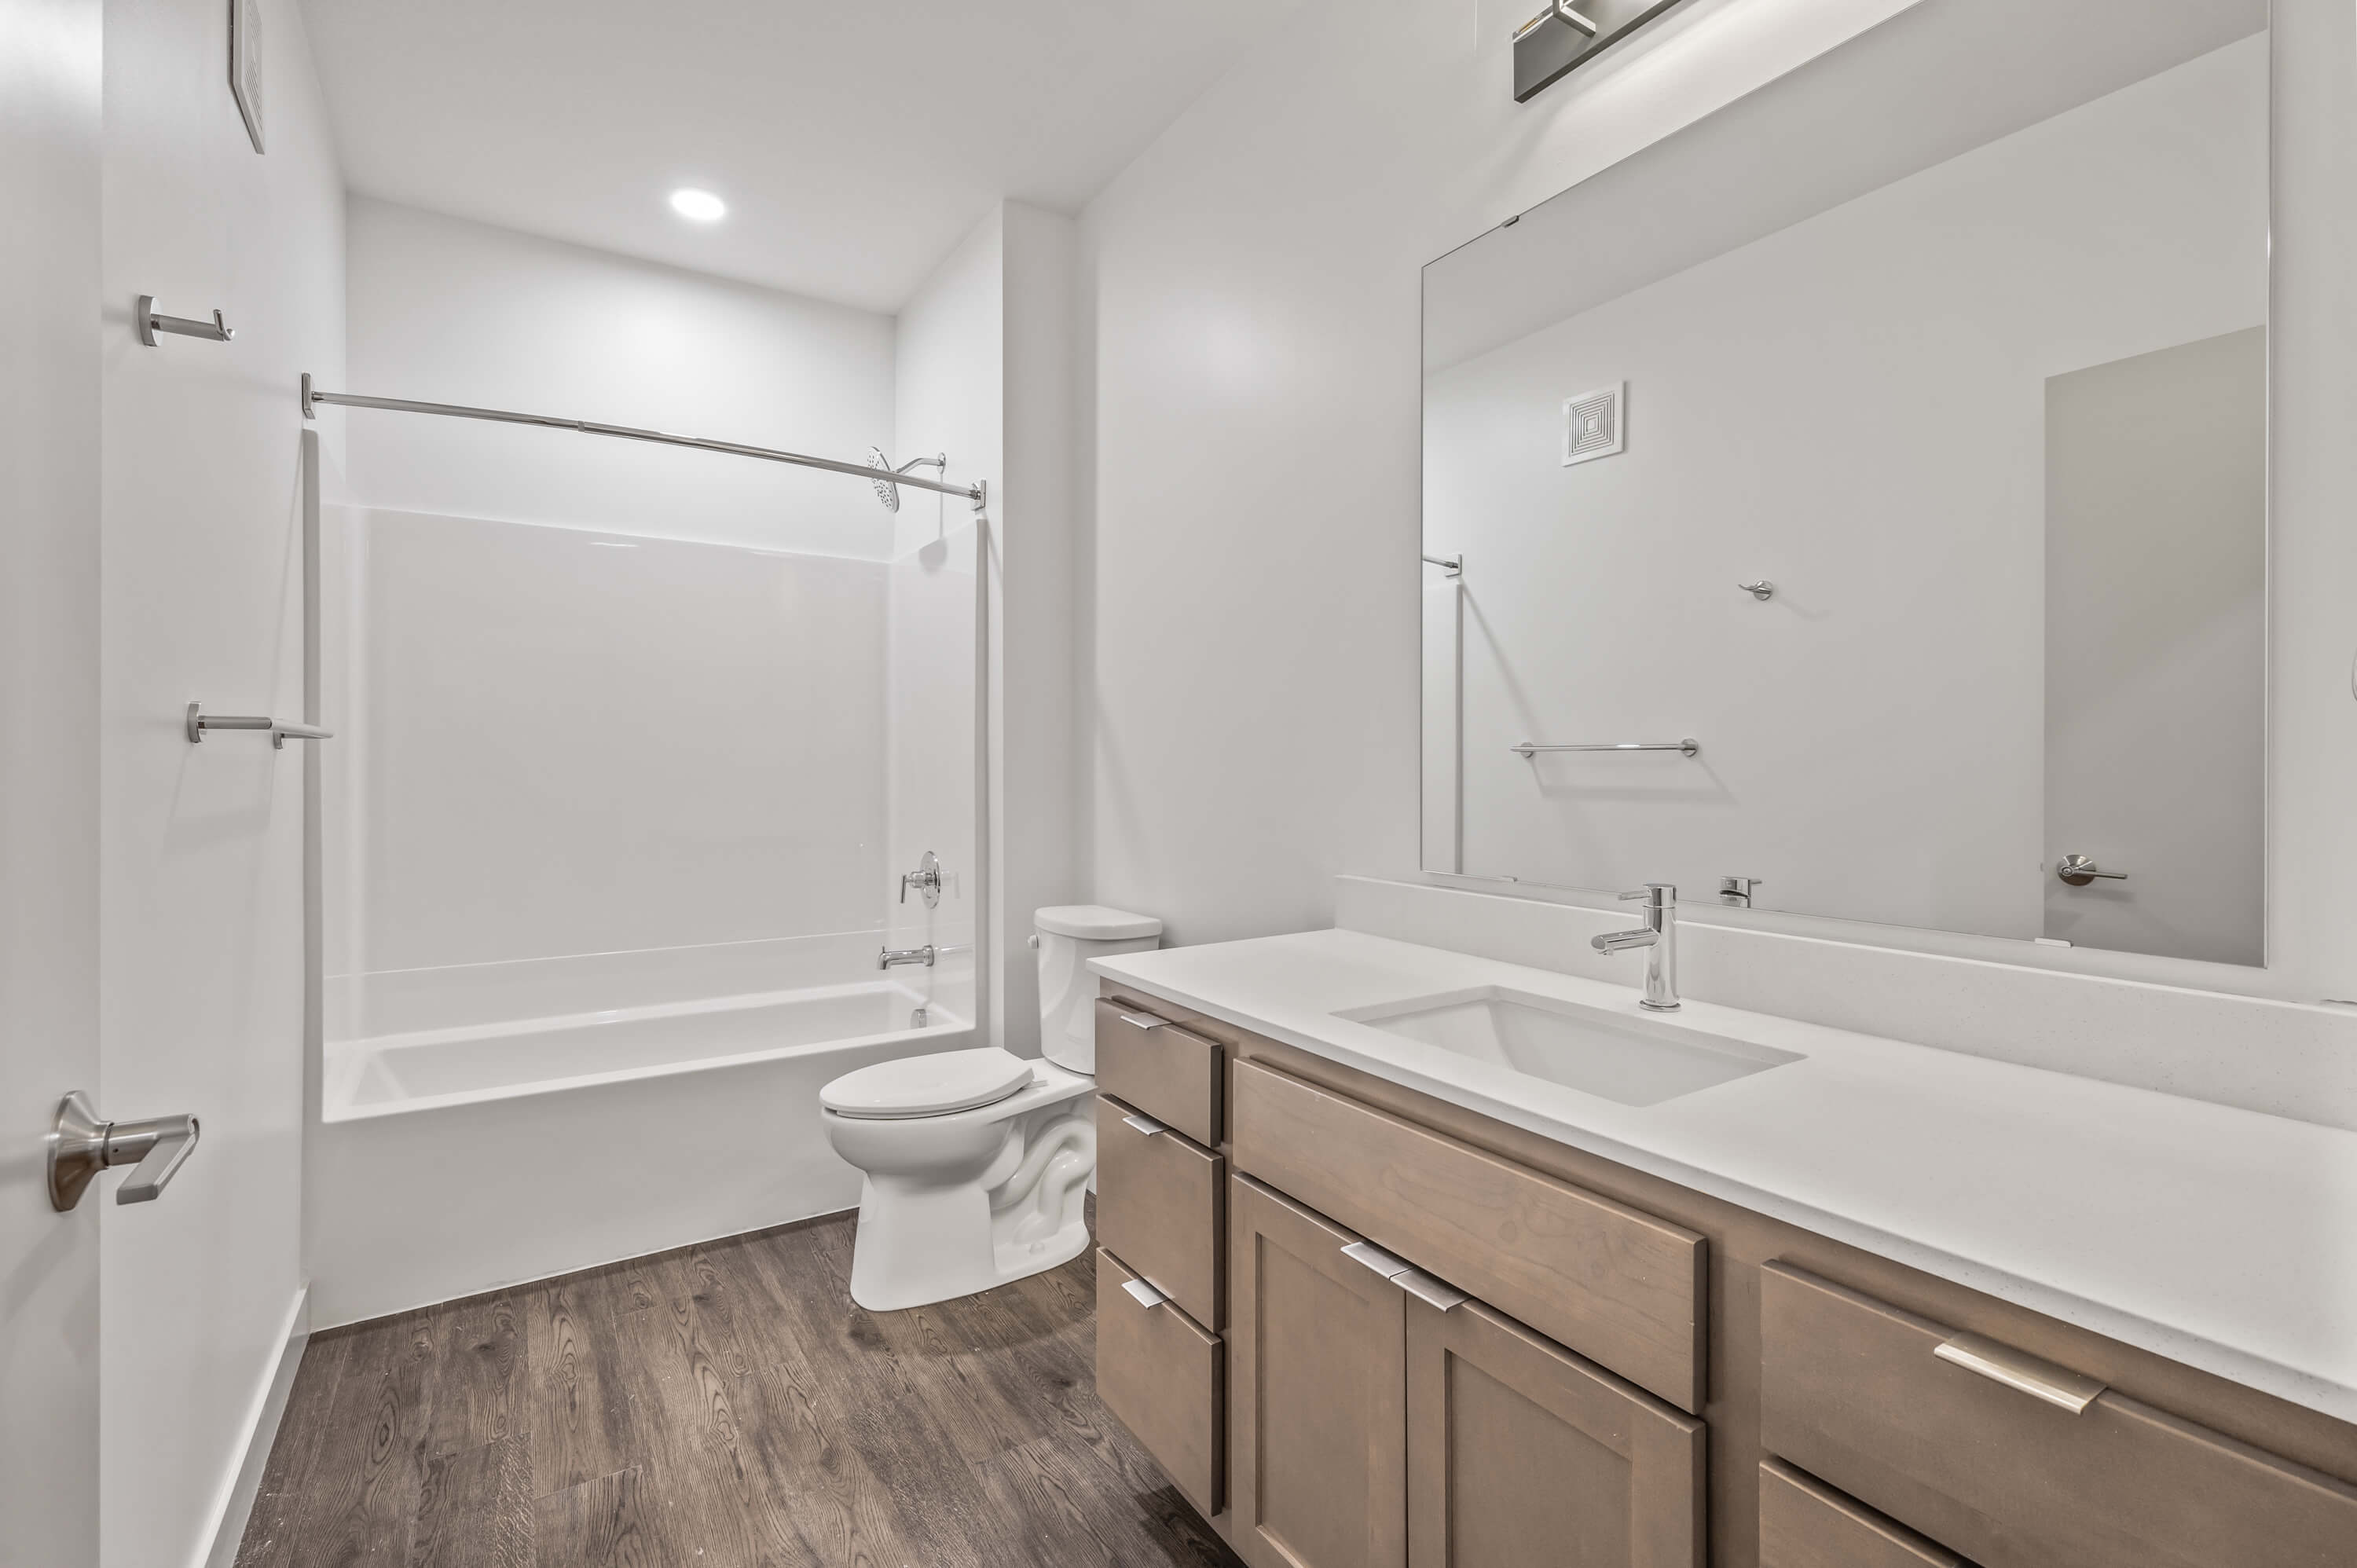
[
  {"xmin": 867, "ymin": 450, "xmax": 950, "ymax": 513},
  {"xmin": 867, "ymin": 447, "xmax": 901, "ymax": 512}
]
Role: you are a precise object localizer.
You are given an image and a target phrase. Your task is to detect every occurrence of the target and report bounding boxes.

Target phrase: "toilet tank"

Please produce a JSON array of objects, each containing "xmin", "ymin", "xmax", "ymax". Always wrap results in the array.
[{"xmin": 1034, "ymin": 905, "xmax": 1162, "ymax": 1073}]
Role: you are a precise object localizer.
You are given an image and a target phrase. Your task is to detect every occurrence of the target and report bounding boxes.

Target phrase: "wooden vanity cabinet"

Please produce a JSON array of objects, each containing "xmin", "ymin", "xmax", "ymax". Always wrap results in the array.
[
  {"xmin": 1406, "ymin": 1291, "xmax": 1705, "ymax": 1568},
  {"xmin": 1755, "ymin": 1460, "xmax": 1964, "ymax": 1568},
  {"xmin": 1760, "ymin": 1263, "xmax": 2357, "ymax": 1568},
  {"xmin": 1226, "ymin": 1171, "xmax": 1703, "ymax": 1568},
  {"xmin": 1090, "ymin": 983, "xmax": 2357, "ymax": 1568},
  {"xmin": 1228, "ymin": 1175, "xmax": 1408, "ymax": 1568}
]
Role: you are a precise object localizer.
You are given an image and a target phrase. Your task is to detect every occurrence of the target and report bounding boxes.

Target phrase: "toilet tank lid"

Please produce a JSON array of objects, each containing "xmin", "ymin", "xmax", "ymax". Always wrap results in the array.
[
  {"xmin": 822, "ymin": 1047, "xmax": 1036, "ymax": 1119},
  {"xmin": 1035, "ymin": 905, "xmax": 1162, "ymax": 940}
]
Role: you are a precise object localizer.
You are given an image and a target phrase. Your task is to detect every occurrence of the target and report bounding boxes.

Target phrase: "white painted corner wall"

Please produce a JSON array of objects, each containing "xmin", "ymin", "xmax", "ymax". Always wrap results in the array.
[
  {"xmin": 1077, "ymin": 0, "xmax": 2357, "ymax": 1006},
  {"xmin": 99, "ymin": 2, "xmax": 343, "ymax": 1565},
  {"xmin": 897, "ymin": 200, "xmax": 1080, "ymax": 1052}
]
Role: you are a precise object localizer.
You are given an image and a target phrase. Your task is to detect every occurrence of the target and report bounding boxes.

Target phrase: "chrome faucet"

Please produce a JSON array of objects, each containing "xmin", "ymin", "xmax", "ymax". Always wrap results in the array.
[
  {"xmin": 878, "ymin": 944, "xmax": 937, "ymax": 970},
  {"xmin": 1592, "ymin": 884, "xmax": 1679, "ymax": 1011}
]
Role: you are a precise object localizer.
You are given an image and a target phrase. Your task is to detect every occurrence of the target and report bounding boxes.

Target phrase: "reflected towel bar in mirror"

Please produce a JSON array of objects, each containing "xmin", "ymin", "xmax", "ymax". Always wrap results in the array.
[{"xmin": 1514, "ymin": 738, "xmax": 1699, "ymax": 758}]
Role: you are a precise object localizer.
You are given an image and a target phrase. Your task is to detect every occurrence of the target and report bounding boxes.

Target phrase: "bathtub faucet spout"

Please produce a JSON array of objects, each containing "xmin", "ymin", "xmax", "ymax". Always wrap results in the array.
[{"xmin": 879, "ymin": 945, "xmax": 937, "ymax": 970}]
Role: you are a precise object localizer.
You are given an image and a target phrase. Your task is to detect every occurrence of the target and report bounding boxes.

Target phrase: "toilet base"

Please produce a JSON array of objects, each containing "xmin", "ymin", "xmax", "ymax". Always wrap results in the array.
[{"xmin": 841, "ymin": 1097, "xmax": 1097, "ymax": 1313}]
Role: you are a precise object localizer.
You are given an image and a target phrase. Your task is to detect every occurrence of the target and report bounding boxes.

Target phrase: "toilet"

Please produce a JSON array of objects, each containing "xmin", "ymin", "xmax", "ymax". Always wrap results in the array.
[{"xmin": 820, "ymin": 905, "xmax": 1162, "ymax": 1311}]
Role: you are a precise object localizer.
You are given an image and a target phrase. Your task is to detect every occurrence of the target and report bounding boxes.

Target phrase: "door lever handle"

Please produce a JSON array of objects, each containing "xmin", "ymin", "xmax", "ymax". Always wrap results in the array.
[
  {"xmin": 2055, "ymin": 855, "xmax": 2129, "ymax": 886},
  {"xmin": 47, "ymin": 1091, "xmax": 202, "ymax": 1211}
]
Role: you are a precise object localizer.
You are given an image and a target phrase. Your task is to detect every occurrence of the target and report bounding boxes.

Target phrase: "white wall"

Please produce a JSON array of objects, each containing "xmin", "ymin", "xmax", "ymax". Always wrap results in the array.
[
  {"xmin": 1077, "ymin": 0, "xmax": 1922, "ymax": 950},
  {"xmin": 1423, "ymin": 36, "xmax": 2265, "ymax": 942},
  {"xmin": 346, "ymin": 198, "xmax": 898, "ymax": 557},
  {"xmin": 896, "ymin": 201, "xmax": 1080, "ymax": 1050},
  {"xmin": 98, "ymin": 1, "xmax": 344, "ymax": 1564},
  {"xmin": 1080, "ymin": 0, "xmax": 2357, "ymax": 1004}
]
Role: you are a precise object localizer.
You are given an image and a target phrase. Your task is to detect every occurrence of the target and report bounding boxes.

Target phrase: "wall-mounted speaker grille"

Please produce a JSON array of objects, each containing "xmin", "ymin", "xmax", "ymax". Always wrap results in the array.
[{"xmin": 1563, "ymin": 383, "xmax": 1626, "ymax": 467}]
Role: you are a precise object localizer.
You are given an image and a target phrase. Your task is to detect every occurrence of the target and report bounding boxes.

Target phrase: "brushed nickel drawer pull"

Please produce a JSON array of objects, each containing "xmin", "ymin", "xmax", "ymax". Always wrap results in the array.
[
  {"xmin": 1395, "ymin": 1269, "xmax": 1470, "ymax": 1312},
  {"xmin": 1934, "ymin": 1333, "xmax": 2106, "ymax": 1414},
  {"xmin": 1116, "ymin": 1012, "xmax": 1166, "ymax": 1031},
  {"xmin": 1120, "ymin": 1111, "xmax": 1169, "ymax": 1137},
  {"xmin": 1341, "ymin": 1240, "xmax": 1412, "ymax": 1279},
  {"xmin": 1121, "ymin": 1277, "xmax": 1170, "ymax": 1310}
]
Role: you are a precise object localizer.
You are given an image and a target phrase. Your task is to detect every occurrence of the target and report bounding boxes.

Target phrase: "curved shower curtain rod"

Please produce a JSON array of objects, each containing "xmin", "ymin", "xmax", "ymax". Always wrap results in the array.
[{"xmin": 299, "ymin": 372, "xmax": 988, "ymax": 511}]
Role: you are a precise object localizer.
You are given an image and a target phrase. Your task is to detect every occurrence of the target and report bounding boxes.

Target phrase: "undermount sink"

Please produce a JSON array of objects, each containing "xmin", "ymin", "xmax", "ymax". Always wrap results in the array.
[{"xmin": 1335, "ymin": 987, "xmax": 1803, "ymax": 1107}]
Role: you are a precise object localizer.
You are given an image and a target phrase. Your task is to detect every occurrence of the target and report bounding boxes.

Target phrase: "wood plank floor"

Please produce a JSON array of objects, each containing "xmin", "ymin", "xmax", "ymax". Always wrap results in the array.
[{"xmin": 234, "ymin": 1209, "xmax": 1241, "ymax": 1568}]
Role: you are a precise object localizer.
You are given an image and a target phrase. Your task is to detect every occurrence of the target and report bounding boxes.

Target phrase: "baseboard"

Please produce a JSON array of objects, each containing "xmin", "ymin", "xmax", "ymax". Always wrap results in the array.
[{"xmin": 197, "ymin": 1286, "xmax": 310, "ymax": 1568}]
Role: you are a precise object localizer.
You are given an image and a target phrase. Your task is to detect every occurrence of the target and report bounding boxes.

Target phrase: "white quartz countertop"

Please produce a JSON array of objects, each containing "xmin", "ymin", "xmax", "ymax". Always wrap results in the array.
[{"xmin": 1093, "ymin": 928, "xmax": 2357, "ymax": 1423}]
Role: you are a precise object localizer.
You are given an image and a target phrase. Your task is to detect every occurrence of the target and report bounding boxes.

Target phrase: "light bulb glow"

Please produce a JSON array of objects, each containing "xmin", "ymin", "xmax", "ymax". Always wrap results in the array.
[{"xmin": 669, "ymin": 188, "xmax": 727, "ymax": 222}]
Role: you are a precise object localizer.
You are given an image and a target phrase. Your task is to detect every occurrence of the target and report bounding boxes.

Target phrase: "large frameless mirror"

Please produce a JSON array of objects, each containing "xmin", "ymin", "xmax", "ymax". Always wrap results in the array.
[{"xmin": 1420, "ymin": 0, "xmax": 2270, "ymax": 965}]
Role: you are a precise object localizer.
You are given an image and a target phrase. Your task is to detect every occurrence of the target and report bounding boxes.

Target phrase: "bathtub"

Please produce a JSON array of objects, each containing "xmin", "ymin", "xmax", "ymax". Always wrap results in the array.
[
  {"xmin": 326, "ymin": 980, "xmax": 963, "ymax": 1118},
  {"xmin": 306, "ymin": 940, "xmax": 977, "ymax": 1326}
]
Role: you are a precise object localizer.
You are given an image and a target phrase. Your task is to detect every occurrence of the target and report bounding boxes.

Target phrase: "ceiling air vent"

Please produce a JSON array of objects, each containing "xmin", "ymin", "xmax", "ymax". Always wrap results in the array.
[{"xmin": 1563, "ymin": 383, "xmax": 1626, "ymax": 467}]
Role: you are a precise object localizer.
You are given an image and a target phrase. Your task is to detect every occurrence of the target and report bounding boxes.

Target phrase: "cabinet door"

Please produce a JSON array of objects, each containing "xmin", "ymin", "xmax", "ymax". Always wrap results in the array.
[
  {"xmin": 1407, "ymin": 1295, "xmax": 1704, "ymax": 1568},
  {"xmin": 1230, "ymin": 1176, "xmax": 1409, "ymax": 1568}
]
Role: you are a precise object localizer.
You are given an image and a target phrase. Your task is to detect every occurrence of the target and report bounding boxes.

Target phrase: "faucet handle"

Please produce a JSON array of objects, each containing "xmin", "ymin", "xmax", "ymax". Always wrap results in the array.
[{"xmin": 1618, "ymin": 884, "xmax": 1676, "ymax": 903}]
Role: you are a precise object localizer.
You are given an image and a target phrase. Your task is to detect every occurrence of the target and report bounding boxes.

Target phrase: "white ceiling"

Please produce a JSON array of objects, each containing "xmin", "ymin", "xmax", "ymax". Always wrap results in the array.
[{"xmin": 299, "ymin": 0, "xmax": 1274, "ymax": 313}]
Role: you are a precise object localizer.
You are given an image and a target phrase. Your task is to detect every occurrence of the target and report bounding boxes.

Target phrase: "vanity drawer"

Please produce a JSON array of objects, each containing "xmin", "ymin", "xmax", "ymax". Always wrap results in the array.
[
  {"xmin": 1097, "ymin": 1248, "xmax": 1224, "ymax": 1516},
  {"xmin": 1758, "ymin": 1460, "xmax": 1965, "ymax": 1568},
  {"xmin": 1230, "ymin": 1058, "xmax": 1706, "ymax": 1412},
  {"xmin": 1096, "ymin": 1094, "xmax": 1225, "ymax": 1328},
  {"xmin": 1760, "ymin": 1262, "xmax": 2357, "ymax": 1568},
  {"xmin": 1095, "ymin": 998, "xmax": 1222, "ymax": 1147}
]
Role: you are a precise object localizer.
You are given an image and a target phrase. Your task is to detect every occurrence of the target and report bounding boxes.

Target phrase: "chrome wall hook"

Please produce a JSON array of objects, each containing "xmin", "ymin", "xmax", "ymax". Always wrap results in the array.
[
  {"xmin": 137, "ymin": 297, "xmax": 234, "ymax": 347},
  {"xmin": 1739, "ymin": 581, "xmax": 1776, "ymax": 601},
  {"xmin": 186, "ymin": 702, "xmax": 333, "ymax": 750}
]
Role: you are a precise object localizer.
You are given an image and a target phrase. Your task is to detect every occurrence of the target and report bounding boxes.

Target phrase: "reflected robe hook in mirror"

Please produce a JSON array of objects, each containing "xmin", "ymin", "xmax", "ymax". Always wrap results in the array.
[{"xmin": 1739, "ymin": 581, "xmax": 1775, "ymax": 601}]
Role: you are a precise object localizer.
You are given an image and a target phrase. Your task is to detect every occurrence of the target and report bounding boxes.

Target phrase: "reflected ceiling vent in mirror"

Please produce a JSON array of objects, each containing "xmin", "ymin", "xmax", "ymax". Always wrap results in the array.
[
  {"xmin": 1512, "ymin": 0, "xmax": 1699, "ymax": 103},
  {"xmin": 1563, "ymin": 384, "xmax": 1626, "ymax": 467}
]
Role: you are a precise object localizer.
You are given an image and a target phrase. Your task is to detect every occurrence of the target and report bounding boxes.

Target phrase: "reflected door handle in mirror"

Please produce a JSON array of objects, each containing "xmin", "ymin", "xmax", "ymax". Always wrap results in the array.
[{"xmin": 2055, "ymin": 855, "xmax": 2129, "ymax": 885}]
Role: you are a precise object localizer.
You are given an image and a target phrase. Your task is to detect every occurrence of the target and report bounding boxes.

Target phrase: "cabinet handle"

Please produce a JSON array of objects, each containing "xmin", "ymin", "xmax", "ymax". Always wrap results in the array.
[
  {"xmin": 1121, "ymin": 1277, "xmax": 1169, "ymax": 1310},
  {"xmin": 1120, "ymin": 1111, "xmax": 1169, "ymax": 1137},
  {"xmin": 1341, "ymin": 1240, "xmax": 1411, "ymax": 1279},
  {"xmin": 1116, "ymin": 1012, "xmax": 1165, "ymax": 1031},
  {"xmin": 1934, "ymin": 1333, "xmax": 2106, "ymax": 1414},
  {"xmin": 1395, "ymin": 1269, "xmax": 1469, "ymax": 1312}
]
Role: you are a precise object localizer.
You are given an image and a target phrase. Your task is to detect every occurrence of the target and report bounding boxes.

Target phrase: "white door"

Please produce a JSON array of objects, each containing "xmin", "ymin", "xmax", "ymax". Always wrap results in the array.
[
  {"xmin": 1, "ymin": 2, "xmax": 105, "ymax": 1563},
  {"xmin": 2043, "ymin": 327, "xmax": 2267, "ymax": 965}
]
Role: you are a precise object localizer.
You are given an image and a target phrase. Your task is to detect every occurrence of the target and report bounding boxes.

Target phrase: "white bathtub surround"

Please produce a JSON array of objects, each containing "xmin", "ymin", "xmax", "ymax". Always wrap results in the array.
[
  {"xmin": 1093, "ymin": 922, "xmax": 2357, "ymax": 1425},
  {"xmin": 821, "ymin": 1050, "xmax": 1097, "ymax": 1311},
  {"xmin": 322, "ymin": 506, "xmax": 893, "ymax": 982}
]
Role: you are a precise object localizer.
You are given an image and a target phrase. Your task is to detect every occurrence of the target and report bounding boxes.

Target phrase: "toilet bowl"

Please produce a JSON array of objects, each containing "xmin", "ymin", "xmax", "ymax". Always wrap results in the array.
[{"xmin": 819, "ymin": 904, "xmax": 1161, "ymax": 1311}]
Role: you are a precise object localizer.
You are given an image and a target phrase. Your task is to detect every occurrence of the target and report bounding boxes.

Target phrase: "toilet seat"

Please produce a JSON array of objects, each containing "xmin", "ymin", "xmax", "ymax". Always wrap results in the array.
[{"xmin": 821, "ymin": 1046, "xmax": 1036, "ymax": 1120}]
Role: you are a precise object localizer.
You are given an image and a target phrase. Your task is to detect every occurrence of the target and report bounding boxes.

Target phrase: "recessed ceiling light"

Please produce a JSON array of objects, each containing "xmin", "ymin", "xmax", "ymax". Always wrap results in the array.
[{"xmin": 669, "ymin": 188, "xmax": 726, "ymax": 222}]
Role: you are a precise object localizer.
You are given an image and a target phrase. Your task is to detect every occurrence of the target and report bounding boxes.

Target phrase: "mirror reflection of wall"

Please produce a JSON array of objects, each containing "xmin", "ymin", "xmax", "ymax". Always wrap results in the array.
[{"xmin": 1420, "ymin": 3, "xmax": 2267, "ymax": 965}]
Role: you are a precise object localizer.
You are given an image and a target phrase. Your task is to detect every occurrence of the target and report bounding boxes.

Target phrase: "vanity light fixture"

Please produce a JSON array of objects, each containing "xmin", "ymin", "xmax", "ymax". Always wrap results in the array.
[
  {"xmin": 1512, "ymin": 0, "xmax": 1699, "ymax": 102},
  {"xmin": 669, "ymin": 187, "xmax": 727, "ymax": 222}
]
